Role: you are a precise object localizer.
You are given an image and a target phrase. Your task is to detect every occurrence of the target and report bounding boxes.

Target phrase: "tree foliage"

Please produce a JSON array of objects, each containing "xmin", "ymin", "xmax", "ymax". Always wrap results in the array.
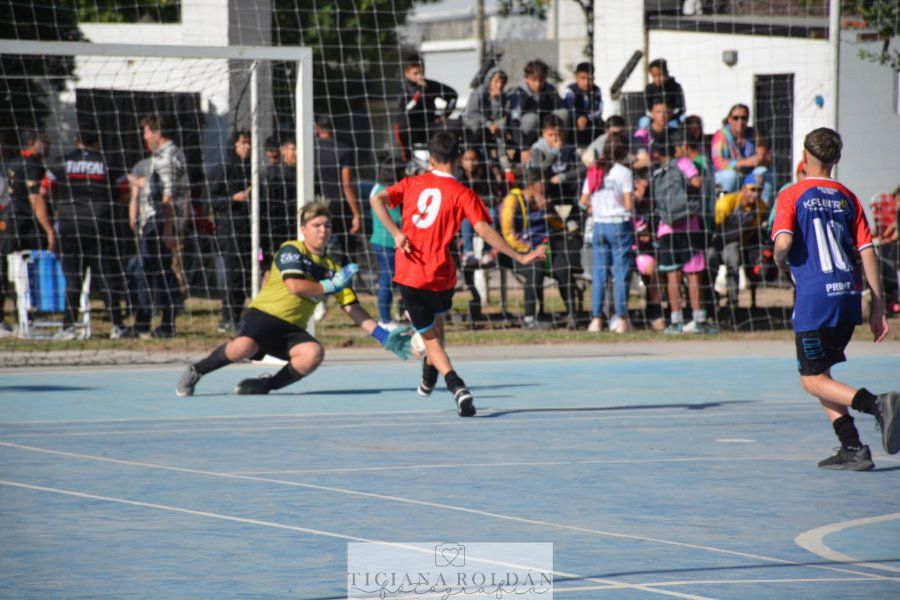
[
  {"xmin": 850, "ymin": 0, "xmax": 899, "ymax": 70},
  {"xmin": 0, "ymin": 1, "xmax": 84, "ymax": 143},
  {"xmin": 76, "ymin": 0, "xmax": 180, "ymax": 23}
]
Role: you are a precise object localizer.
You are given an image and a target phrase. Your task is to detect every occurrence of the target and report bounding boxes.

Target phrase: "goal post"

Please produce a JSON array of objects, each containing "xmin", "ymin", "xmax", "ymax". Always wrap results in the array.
[{"xmin": 0, "ymin": 39, "xmax": 313, "ymax": 299}]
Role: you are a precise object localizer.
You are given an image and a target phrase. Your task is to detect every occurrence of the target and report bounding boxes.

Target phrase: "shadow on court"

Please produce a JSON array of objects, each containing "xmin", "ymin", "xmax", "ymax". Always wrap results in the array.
[
  {"xmin": 0, "ymin": 385, "xmax": 97, "ymax": 393},
  {"xmin": 481, "ymin": 399, "xmax": 753, "ymax": 417},
  {"xmin": 289, "ymin": 383, "xmax": 541, "ymax": 396}
]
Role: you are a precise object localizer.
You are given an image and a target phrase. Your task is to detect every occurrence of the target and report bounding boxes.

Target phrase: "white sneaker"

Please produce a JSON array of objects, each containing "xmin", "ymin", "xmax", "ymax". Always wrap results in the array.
[
  {"xmin": 109, "ymin": 325, "xmax": 127, "ymax": 340},
  {"xmin": 587, "ymin": 317, "xmax": 603, "ymax": 332},
  {"xmin": 378, "ymin": 320, "xmax": 399, "ymax": 331},
  {"xmin": 683, "ymin": 320, "xmax": 718, "ymax": 334},
  {"xmin": 53, "ymin": 327, "xmax": 78, "ymax": 341},
  {"xmin": 611, "ymin": 316, "xmax": 632, "ymax": 333},
  {"xmin": 714, "ymin": 265, "xmax": 728, "ymax": 296}
]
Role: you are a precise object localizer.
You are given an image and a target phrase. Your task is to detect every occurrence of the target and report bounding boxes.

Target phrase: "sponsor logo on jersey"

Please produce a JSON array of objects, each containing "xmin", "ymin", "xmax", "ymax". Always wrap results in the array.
[
  {"xmin": 66, "ymin": 160, "xmax": 106, "ymax": 176},
  {"xmin": 824, "ymin": 281, "xmax": 856, "ymax": 296},
  {"xmin": 802, "ymin": 196, "xmax": 848, "ymax": 213}
]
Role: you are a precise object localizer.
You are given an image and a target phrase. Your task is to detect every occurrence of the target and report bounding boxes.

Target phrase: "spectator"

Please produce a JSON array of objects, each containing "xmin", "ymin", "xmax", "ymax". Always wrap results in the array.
[
  {"xmin": 2, "ymin": 130, "xmax": 56, "ymax": 336},
  {"xmin": 580, "ymin": 134, "xmax": 634, "ymax": 333},
  {"xmin": 462, "ymin": 67, "xmax": 511, "ymax": 168},
  {"xmin": 52, "ymin": 130, "xmax": 127, "ymax": 340},
  {"xmin": 395, "ymin": 56, "xmax": 458, "ymax": 158},
  {"xmin": 711, "ymin": 103, "xmax": 773, "ymax": 203},
  {"xmin": 683, "ymin": 114, "xmax": 707, "ymax": 155},
  {"xmin": 631, "ymin": 169, "xmax": 666, "ymax": 330},
  {"xmin": 128, "ymin": 114, "xmax": 187, "ymax": 338},
  {"xmin": 314, "ymin": 116, "xmax": 361, "ymax": 264},
  {"xmin": 633, "ymin": 101, "xmax": 677, "ymax": 170},
  {"xmin": 640, "ymin": 58, "xmax": 686, "ymax": 129},
  {"xmin": 369, "ymin": 150, "xmax": 405, "ymax": 329},
  {"xmin": 264, "ymin": 135, "xmax": 280, "ymax": 166},
  {"xmin": 582, "ymin": 115, "xmax": 626, "ymax": 167},
  {"xmin": 876, "ymin": 190, "xmax": 899, "ymax": 315},
  {"xmin": 207, "ymin": 130, "xmax": 252, "ymax": 333},
  {"xmin": 500, "ymin": 168, "xmax": 576, "ymax": 329},
  {"xmin": 264, "ymin": 136, "xmax": 299, "ymax": 267},
  {"xmin": 509, "ymin": 59, "xmax": 569, "ymax": 155},
  {"xmin": 652, "ymin": 140, "xmax": 717, "ymax": 334},
  {"xmin": 0, "ymin": 134, "xmax": 11, "ymax": 336},
  {"xmin": 675, "ymin": 130, "xmax": 716, "ymax": 223},
  {"xmin": 710, "ymin": 173, "xmax": 768, "ymax": 307},
  {"xmin": 456, "ymin": 147, "xmax": 498, "ymax": 269},
  {"xmin": 564, "ymin": 62, "xmax": 604, "ymax": 148},
  {"xmin": 526, "ymin": 114, "xmax": 585, "ymax": 204}
]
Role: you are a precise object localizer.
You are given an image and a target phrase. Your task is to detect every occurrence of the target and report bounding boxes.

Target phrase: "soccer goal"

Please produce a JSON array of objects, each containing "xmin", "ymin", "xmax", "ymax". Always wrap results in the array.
[{"xmin": 0, "ymin": 40, "xmax": 312, "ymax": 364}]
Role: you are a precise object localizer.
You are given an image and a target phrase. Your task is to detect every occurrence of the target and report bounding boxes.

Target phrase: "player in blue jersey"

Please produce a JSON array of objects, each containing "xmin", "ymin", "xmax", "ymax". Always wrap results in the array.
[{"xmin": 772, "ymin": 128, "xmax": 899, "ymax": 470}]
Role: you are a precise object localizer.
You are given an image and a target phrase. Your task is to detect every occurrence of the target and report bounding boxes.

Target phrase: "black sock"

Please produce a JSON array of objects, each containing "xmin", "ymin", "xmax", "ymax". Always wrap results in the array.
[
  {"xmin": 851, "ymin": 388, "xmax": 878, "ymax": 415},
  {"xmin": 422, "ymin": 358, "xmax": 438, "ymax": 387},
  {"xmin": 444, "ymin": 370, "xmax": 465, "ymax": 392},
  {"xmin": 194, "ymin": 344, "xmax": 231, "ymax": 375},
  {"xmin": 268, "ymin": 363, "xmax": 304, "ymax": 391},
  {"xmin": 833, "ymin": 415, "xmax": 863, "ymax": 451}
]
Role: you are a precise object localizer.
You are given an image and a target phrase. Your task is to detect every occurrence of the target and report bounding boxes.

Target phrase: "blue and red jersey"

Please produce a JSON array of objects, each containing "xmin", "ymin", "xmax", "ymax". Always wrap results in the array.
[{"xmin": 772, "ymin": 177, "xmax": 873, "ymax": 332}]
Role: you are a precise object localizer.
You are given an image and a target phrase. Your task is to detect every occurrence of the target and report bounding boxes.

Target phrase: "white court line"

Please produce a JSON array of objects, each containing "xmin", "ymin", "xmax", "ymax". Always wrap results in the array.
[
  {"xmin": 0, "ymin": 478, "xmax": 713, "ymax": 600},
  {"xmin": 0, "ymin": 440, "xmax": 893, "ymax": 584},
  {"xmin": 555, "ymin": 576, "xmax": 897, "ymax": 593},
  {"xmin": 0, "ymin": 408, "xmax": 816, "ymax": 438},
  {"xmin": 795, "ymin": 513, "xmax": 900, "ymax": 574},
  {"xmin": 227, "ymin": 456, "xmax": 817, "ymax": 476}
]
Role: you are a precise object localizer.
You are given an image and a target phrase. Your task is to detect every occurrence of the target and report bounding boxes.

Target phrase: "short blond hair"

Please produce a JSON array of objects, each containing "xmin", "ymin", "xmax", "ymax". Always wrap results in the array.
[{"xmin": 300, "ymin": 201, "xmax": 331, "ymax": 226}]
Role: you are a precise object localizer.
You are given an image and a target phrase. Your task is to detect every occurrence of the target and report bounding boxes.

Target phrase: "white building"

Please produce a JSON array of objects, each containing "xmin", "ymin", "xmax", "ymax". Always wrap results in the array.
[{"xmin": 594, "ymin": 1, "xmax": 899, "ymax": 205}]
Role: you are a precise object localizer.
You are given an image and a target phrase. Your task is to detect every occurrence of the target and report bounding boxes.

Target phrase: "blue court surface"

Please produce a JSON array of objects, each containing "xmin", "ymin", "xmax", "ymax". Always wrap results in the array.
[{"xmin": 1, "ymin": 345, "xmax": 898, "ymax": 599}]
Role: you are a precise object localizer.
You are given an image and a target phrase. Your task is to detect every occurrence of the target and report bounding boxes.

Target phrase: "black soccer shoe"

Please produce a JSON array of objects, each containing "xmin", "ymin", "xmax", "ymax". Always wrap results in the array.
[
  {"xmin": 418, "ymin": 357, "xmax": 439, "ymax": 397},
  {"xmin": 235, "ymin": 374, "xmax": 272, "ymax": 395},
  {"xmin": 175, "ymin": 366, "xmax": 201, "ymax": 397},
  {"xmin": 818, "ymin": 446, "xmax": 875, "ymax": 471},
  {"xmin": 452, "ymin": 385, "xmax": 476, "ymax": 417},
  {"xmin": 874, "ymin": 391, "xmax": 900, "ymax": 454}
]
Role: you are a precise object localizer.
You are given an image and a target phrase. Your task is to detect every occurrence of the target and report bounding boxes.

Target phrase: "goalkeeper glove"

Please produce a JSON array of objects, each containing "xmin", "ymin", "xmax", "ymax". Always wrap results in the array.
[
  {"xmin": 320, "ymin": 263, "xmax": 359, "ymax": 295},
  {"xmin": 371, "ymin": 325, "xmax": 412, "ymax": 361}
]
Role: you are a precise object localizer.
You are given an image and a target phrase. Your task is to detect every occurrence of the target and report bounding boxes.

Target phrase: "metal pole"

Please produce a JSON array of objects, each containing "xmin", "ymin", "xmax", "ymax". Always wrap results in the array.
[
  {"xmin": 475, "ymin": 0, "xmax": 485, "ymax": 66},
  {"xmin": 250, "ymin": 61, "xmax": 261, "ymax": 297},
  {"xmin": 296, "ymin": 52, "xmax": 314, "ymax": 238},
  {"xmin": 828, "ymin": 0, "xmax": 841, "ymax": 177}
]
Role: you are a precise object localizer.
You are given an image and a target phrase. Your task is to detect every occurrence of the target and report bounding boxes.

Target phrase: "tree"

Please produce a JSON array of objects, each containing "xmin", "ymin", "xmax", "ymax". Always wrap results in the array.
[
  {"xmin": 499, "ymin": 0, "xmax": 594, "ymax": 63},
  {"xmin": 0, "ymin": 1, "xmax": 84, "ymax": 144},
  {"xmin": 76, "ymin": 0, "xmax": 180, "ymax": 23},
  {"xmin": 850, "ymin": 0, "xmax": 899, "ymax": 71}
]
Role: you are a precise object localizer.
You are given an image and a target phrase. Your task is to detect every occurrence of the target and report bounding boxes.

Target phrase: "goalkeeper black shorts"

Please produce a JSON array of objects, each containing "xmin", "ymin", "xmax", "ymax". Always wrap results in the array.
[{"xmin": 237, "ymin": 307, "xmax": 317, "ymax": 361}]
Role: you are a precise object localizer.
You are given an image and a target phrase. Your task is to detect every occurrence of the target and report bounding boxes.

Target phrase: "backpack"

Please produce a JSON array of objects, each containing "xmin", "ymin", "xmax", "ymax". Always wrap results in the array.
[
  {"xmin": 651, "ymin": 163, "xmax": 702, "ymax": 226},
  {"xmin": 585, "ymin": 164, "xmax": 604, "ymax": 195}
]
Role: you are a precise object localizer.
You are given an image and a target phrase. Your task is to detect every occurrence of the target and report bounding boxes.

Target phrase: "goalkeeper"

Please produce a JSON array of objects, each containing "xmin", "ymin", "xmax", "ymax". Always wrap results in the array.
[{"xmin": 176, "ymin": 202, "xmax": 412, "ymax": 396}]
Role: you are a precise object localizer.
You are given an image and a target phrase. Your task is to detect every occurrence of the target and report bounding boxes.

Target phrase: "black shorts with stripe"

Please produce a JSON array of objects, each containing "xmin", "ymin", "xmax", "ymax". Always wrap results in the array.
[
  {"xmin": 794, "ymin": 323, "xmax": 855, "ymax": 376},
  {"xmin": 397, "ymin": 284, "xmax": 454, "ymax": 333}
]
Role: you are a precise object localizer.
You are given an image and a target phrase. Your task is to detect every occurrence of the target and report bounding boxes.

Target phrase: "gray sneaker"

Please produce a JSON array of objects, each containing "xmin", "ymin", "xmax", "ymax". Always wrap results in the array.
[
  {"xmin": 176, "ymin": 366, "xmax": 201, "ymax": 397},
  {"xmin": 818, "ymin": 446, "xmax": 874, "ymax": 471},
  {"xmin": 875, "ymin": 391, "xmax": 900, "ymax": 454}
]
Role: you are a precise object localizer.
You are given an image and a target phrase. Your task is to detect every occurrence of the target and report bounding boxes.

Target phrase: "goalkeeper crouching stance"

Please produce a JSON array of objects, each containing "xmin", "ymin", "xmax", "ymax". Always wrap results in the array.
[{"xmin": 176, "ymin": 202, "xmax": 412, "ymax": 396}]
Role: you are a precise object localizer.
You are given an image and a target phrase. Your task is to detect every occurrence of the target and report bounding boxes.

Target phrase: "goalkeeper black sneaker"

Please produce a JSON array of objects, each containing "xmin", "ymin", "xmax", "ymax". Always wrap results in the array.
[
  {"xmin": 451, "ymin": 385, "xmax": 476, "ymax": 417},
  {"xmin": 418, "ymin": 357, "xmax": 438, "ymax": 397},
  {"xmin": 175, "ymin": 366, "xmax": 201, "ymax": 397},
  {"xmin": 235, "ymin": 374, "xmax": 272, "ymax": 395},
  {"xmin": 875, "ymin": 391, "xmax": 900, "ymax": 454},
  {"xmin": 818, "ymin": 446, "xmax": 874, "ymax": 471}
]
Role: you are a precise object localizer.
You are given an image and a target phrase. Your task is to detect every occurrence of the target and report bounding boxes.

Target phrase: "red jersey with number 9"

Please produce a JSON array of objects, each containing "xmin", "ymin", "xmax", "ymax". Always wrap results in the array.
[{"xmin": 386, "ymin": 170, "xmax": 492, "ymax": 291}]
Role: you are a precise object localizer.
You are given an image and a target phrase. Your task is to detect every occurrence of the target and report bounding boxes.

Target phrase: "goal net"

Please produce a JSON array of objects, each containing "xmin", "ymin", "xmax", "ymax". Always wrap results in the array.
[{"xmin": 1, "ymin": 1, "xmax": 895, "ymax": 366}]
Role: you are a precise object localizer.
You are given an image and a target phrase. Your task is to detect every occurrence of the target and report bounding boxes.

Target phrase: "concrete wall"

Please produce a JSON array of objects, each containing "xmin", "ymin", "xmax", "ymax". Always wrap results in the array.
[{"xmin": 837, "ymin": 34, "xmax": 900, "ymax": 206}]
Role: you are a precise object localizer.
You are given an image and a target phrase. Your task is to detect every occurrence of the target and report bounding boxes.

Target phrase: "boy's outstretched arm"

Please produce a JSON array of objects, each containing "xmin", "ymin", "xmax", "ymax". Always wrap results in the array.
[
  {"xmin": 372, "ymin": 190, "xmax": 411, "ymax": 254},
  {"xmin": 343, "ymin": 303, "xmax": 413, "ymax": 360},
  {"xmin": 860, "ymin": 247, "xmax": 888, "ymax": 342},
  {"xmin": 473, "ymin": 220, "xmax": 546, "ymax": 265}
]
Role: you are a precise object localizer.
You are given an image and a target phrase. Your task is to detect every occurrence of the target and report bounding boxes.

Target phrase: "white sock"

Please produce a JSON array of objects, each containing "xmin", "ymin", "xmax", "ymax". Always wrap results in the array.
[
  {"xmin": 692, "ymin": 308, "xmax": 707, "ymax": 323},
  {"xmin": 670, "ymin": 310, "xmax": 683, "ymax": 325}
]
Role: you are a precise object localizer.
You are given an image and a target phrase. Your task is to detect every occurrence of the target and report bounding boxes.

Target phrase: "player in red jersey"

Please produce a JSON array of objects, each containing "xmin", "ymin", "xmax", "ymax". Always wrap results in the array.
[
  {"xmin": 772, "ymin": 128, "xmax": 899, "ymax": 470},
  {"xmin": 371, "ymin": 131, "xmax": 545, "ymax": 416}
]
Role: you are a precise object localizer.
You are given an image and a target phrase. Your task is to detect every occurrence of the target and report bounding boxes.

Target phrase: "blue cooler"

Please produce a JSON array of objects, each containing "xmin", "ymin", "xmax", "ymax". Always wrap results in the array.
[{"xmin": 27, "ymin": 250, "xmax": 67, "ymax": 313}]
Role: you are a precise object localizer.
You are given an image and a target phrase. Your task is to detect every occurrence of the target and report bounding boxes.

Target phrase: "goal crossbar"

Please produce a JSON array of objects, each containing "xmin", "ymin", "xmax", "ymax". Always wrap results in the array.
[{"xmin": 2, "ymin": 39, "xmax": 315, "ymax": 299}]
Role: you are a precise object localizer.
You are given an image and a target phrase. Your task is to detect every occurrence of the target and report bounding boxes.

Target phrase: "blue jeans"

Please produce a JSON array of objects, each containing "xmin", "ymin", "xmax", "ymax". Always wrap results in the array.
[
  {"xmin": 715, "ymin": 166, "xmax": 774, "ymax": 206},
  {"xmin": 373, "ymin": 244, "xmax": 396, "ymax": 323},
  {"xmin": 591, "ymin": 221, "xmax": 634, "ymax": 318}
]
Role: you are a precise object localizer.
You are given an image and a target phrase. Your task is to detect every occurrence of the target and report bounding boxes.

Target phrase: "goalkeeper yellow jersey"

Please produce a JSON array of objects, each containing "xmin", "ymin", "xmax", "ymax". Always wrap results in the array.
[{"xmin": 249, "ymin": 240, "xmax": 358, "ymax": 329}]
